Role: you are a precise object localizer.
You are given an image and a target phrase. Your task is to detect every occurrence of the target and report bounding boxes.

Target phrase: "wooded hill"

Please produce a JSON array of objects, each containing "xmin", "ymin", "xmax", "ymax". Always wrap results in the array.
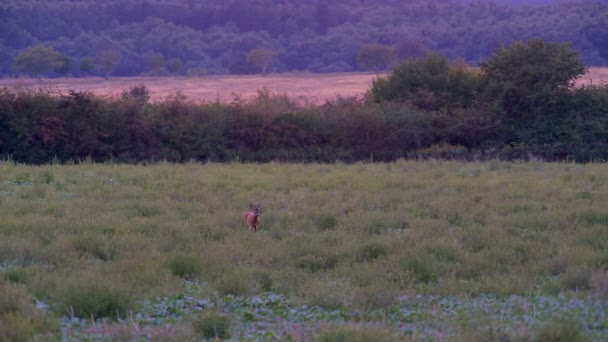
[{"xmin": 1, "ymin": 0, "xmax": 607, "ymax": 77}]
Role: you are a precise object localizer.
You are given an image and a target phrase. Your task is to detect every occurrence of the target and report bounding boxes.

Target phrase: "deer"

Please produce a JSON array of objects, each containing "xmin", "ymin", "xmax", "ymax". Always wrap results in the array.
[{"xmin": 244, "ymin": 203, "xmax": 261, "ymax": 233}]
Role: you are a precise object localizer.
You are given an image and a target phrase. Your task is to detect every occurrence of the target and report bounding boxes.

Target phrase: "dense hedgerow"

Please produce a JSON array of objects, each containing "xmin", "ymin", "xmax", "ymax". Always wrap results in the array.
[
  {"xmin": 1, "ymin": 81, "xmax": 607, "ymax": 164},
  {"xmin": 2, "ymin": 41, "xmax": 608, "ymax": 164}
]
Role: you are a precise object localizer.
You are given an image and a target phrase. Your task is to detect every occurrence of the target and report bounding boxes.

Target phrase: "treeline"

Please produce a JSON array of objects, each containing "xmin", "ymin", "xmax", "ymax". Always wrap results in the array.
[
  {"xmin": 2, "ymin": 40, "xmax": 608, "ymax": 164},
  {"xmin": 1, "ymin": 0, "xmax": 607, "ymax": 77}
]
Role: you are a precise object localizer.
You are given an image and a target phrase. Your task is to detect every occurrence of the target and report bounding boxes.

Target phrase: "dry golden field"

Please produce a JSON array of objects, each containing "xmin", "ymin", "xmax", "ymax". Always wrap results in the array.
[
  {"xmin": 0, "ymin": 72, "xmax": 380, "ymax": 104},
  {"xmin": 1, "ymin": 68, "xmax": 606, "ymax": 104}
]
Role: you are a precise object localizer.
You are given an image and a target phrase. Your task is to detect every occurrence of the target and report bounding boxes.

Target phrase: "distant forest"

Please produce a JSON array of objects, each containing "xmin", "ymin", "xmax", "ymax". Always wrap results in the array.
[{"xmin": 1, "ymin": 0, "xmax": 607, "ymax": 77}]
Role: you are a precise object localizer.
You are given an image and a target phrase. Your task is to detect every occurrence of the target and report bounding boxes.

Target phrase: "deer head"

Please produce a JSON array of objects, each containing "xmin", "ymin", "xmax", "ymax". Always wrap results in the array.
[{"xmin": 249, "ymin": 203, "xmax": 261, "ymax": 216}]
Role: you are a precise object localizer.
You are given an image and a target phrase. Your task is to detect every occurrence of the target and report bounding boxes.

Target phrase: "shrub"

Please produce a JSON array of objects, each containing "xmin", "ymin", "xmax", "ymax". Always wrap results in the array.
[
  {"xmin": 58, "ymin": 283, "xmax": 131, "ymax": 319},
  {"xmin": 560, "ymin": 268, "xmax": 592, "ymax": 291},
  {"xmin": 547, "ymin": 256, "xmax": 569, "ymax": 276},
  {"xmin": 402, "ymin": 255, "xmax": 437, "ymax": 284},
  {"xmin": 300, "ymin": 278, "xmax": 355, "ymax": 309},
  {"xmin": 0, "ymin": 282, "xmax": 28, "ymax": 316},
  {"xmin": 314, "ymin": 213, "xmax": 338, "ymax": 231},
  {"xmin": 254, "ymin": 271, "xmax": 273, "ymax": 292},
  {"xmin": 71, "ymin": 235, "xmax": 117, "ymax": 261},
  {"xmin": 192, "ymin": 311, "xmax": 231, "ymax": 339},
  {"xmin": 166, "ymin": 255, "xmax": 201, "ymax": 279},
  {"xmin": 295, "ymin": 253, "xmax": 338, "ymax": 273},
  {"xmin": 371, "ymin": 54, "xmax": 480, "ymax": 110},
  {"xmin": 0, "ymin": 282, "xmax": 57, "ymax": 341},
  {"xmin": 213, "ymin": 268, "xmax": 254, "ymax": 296},
  {"xmin": 0, "ymin": 313, "xmax": 40, "ymax": 342},
  {"xmin": 591, "ymin": 270, "xmax": 608, "ymax": 298},
  {"xmin": 3, "ymin": 268, "xmax": 27, "ymax": 284},
  {"xmin": 356, "ymin": 242, "xmax": 388, "ymax": 262},
  {"xmin": 533, "ymin": 318, "xmax": 590, "ymax": 342},
  {"xmin": 352, "ymin": 283, "xmax": 399, "ymax": 312},
  {"xmin": 40, "ymin": 169, "xmax": 54, "ymax": 184}
]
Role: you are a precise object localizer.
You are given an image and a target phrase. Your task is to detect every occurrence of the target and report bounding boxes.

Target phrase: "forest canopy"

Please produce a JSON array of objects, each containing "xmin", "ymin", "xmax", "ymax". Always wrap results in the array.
[{"xmin": 0, "ymin": 0, "xmax": 607, "ymax": 77}]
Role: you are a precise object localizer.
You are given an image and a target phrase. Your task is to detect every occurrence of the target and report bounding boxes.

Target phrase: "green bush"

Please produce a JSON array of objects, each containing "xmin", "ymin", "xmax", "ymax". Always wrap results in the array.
[
  {"xmin": 314, "ymin": 213, "xmax": 338, "ymax": 231},
  {"xmin": 71, "ymin": 235, "xmax": 116, "ymax": 261},
  {"xmin": 0, "ymin": 282, "xmax": 27, "ymax": 316},
  {"xmin": 166, "ymin": 255, "xmax": 201, "ymax": 279},
  {"xmin": 0, "ymin": 282, "xmax": 58, "ymax": 341},
  {"xmin": 58, "ymin": 284, "xmax": 131, "ymax": 319},
  {"xmin": 1, "ymin": 68, "xmax": 608, "ymax": 164},
  {"xmin": 534, "ymin": 318, "xmax": 590, "ymax": 342},
  {"xmin": 213, "ymin": 269, "xmax": 252, "ymax": 296},
  {"xmin": 371, "ymin": 54, "xmax": 480, "ymax": 110},
  {"xmin": 356, "ymin": 242, "xmax": 388, "ymax": 262},
  {"xmin": 402, "ymin": 255, "xmax": 437, "ymax": 284},
  {"xmin": 3, "ymin": 268, "xmax": 27, "ymax": 284},
  {"xmin": 560, "ymin": 268, "xmax": 592, "ymax": 291},
  {"xmin": 296, "ymin": 254, "xmax": 338, "ymax": 273},
  {"xmin": 192, "ymin": 311, "xmax": 231, "ymax": 339}
]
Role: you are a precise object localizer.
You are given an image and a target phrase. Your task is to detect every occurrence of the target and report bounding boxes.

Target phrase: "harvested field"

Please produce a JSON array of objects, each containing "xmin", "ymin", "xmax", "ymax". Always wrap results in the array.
[
  {"xmin": 0, "ymin": 73, "xmax": 380, "ymax": 104},
  {"xmin": 1, "ymin": 68, "xmax": 605, "ymax": 104}
]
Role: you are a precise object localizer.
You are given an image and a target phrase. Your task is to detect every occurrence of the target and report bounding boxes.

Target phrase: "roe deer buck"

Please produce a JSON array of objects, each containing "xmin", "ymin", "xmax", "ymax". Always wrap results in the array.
[{"xmin": 244, "ymin": 203, "xmax": 261, "ymax": 233}]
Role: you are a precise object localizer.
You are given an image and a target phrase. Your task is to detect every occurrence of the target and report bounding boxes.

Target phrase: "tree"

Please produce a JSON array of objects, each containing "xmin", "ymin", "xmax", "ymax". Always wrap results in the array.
[
  {"xmin": 167, "ymin": 58, "xmax": 183, "ymax": 75},
  {"xmin": 246, "ymin": 48, "xmax": 277, "ymax": 75},
  {"xmin": 54, "ymin": 55, "xmax": 73, "ymax": 77},
  {"xmin": 12, "ymin": 45, "xmax": 64, "ymax": 78},
  {"xmin": 480, "ymin": 39, "xmax": 588, "ymax": 118},
  {"xmin": 394, "ymin": 37, "xmax": 428, "ymax": 60},
  {"xmin": 96, "ymin": 50, "xmax": 120, "ymax": 79},
  {"xmin": 145, "ymin": 52, "xmax": 166, "ymax": 75},
  {"xmin": 79, "ymin": 56, "xmax": 95, "ymax": 76},
  {"xmin": 370, "ymin": 54, "xmax": 480, "ymax": 110},
  {"xmin": 357, "ymin": 44, "xmax": 396, "ymax": 72}
]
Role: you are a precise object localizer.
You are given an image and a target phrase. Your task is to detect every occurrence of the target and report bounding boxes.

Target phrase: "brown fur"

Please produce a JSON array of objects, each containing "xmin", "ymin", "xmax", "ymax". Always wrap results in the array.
[{"xmin": 244, "ymin": 203, "xmax": 261, "ymax": 233}]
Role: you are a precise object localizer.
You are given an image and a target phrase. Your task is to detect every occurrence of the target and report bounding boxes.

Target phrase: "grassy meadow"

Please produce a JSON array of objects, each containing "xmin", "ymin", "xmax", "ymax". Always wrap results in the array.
[{"xmin": 1, "ymin": 160, "xmax": 608, "ymax": 341}]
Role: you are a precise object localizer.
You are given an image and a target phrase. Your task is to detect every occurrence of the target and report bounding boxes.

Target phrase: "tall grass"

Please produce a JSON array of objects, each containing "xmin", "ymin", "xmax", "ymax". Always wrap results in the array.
[{"xmin": 0, "ymin": 160, "xmax": 607, "ymax": 337}]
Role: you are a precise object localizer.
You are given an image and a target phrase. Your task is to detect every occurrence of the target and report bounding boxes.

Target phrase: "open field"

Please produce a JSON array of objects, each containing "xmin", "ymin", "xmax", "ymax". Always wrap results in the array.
[
  {"xmin": 1, "ymin": 161, "xmax": 607, "ymax": 341},
  {"xmin": 0, "ymin": 73, "xmax": 379, "ymax": 105},
  {"xmin": 1, "ymin": 68, "xmax": 607, "ymax": 104}
]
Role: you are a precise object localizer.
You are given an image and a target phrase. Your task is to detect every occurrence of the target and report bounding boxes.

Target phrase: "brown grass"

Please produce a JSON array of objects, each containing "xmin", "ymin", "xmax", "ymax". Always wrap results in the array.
[
  {"xmin": 0, "ymin": 72, "xmax": 380, "ymax": 105},
  {"xmin": 1, "ymin": 68, "xmax": 606, "ymax": 104}
]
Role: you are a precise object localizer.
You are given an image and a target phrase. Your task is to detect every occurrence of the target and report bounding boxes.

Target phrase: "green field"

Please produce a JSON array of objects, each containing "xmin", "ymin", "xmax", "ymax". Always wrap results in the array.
[{"xmin": 1, "ymin": 161, "xmax": 607, "ymax": 341}]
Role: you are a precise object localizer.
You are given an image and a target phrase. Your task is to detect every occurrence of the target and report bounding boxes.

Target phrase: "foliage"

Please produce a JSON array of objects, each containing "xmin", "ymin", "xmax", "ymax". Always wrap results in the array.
[
  {"xmin": 167, "ymin": 58, "xmax": 184, "ymax": 75},
  {"xmin": 192, "ymin": 311, "xmax": 232, "ymax": 339},
  {"xmin": 56, "ymin": 282, "xmax": 132, "ymax": 319},
  {"xmin": 357, "ymin": 44, "xmax": 395, "ymax": 71},
  {"xmin": 481, "ymin": 39, "xmax": 588, "ymax": 118},
  {"xmin": 145, "ymin": 52, "xmax": 167, "ymax": 76},
  {"xmin": 78, "ymin": 56, "xmax": 95, "ymax": 75},
  {"xmin": 370, "ymin": 54, "xmax": 481, "ymax": 109},
  {"xmin": 166, "ymin": 255, "xmax": 201, "ymax": 279},
  {"xmin": 0, "ymin": 0, "xmax": 607, "ymax": 76},
  {"xmin": 534, "ymin": 319, "xmax": 591, "ymax": 342},
  {"xmin": 246, "ymin": 48, "xmax": 277, "ymax": 75},
  {"xmin": 0, "ymin": 281, "xmax": 57, "ymax": 341},
  {"xmin": 1, "ymin": 161, "xmax": 608, "ymax": 339},
  {"xmin": 11, "ymin": 45, "xmax": 68, "ymax": 78},
  {"xmin": 96, "ymin": 50, "xmax": 120, "ymax": 79},
  {"xmin": 3, "ymin": 268, "xmax": 27, "ymax": 284},
  {"xmin": 53, "ymin": 55, "xmax": 72, "ymax": 77},
  {"xmin": 1, "ymin": 74, "xmax": 608, "ymax": 164}
]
